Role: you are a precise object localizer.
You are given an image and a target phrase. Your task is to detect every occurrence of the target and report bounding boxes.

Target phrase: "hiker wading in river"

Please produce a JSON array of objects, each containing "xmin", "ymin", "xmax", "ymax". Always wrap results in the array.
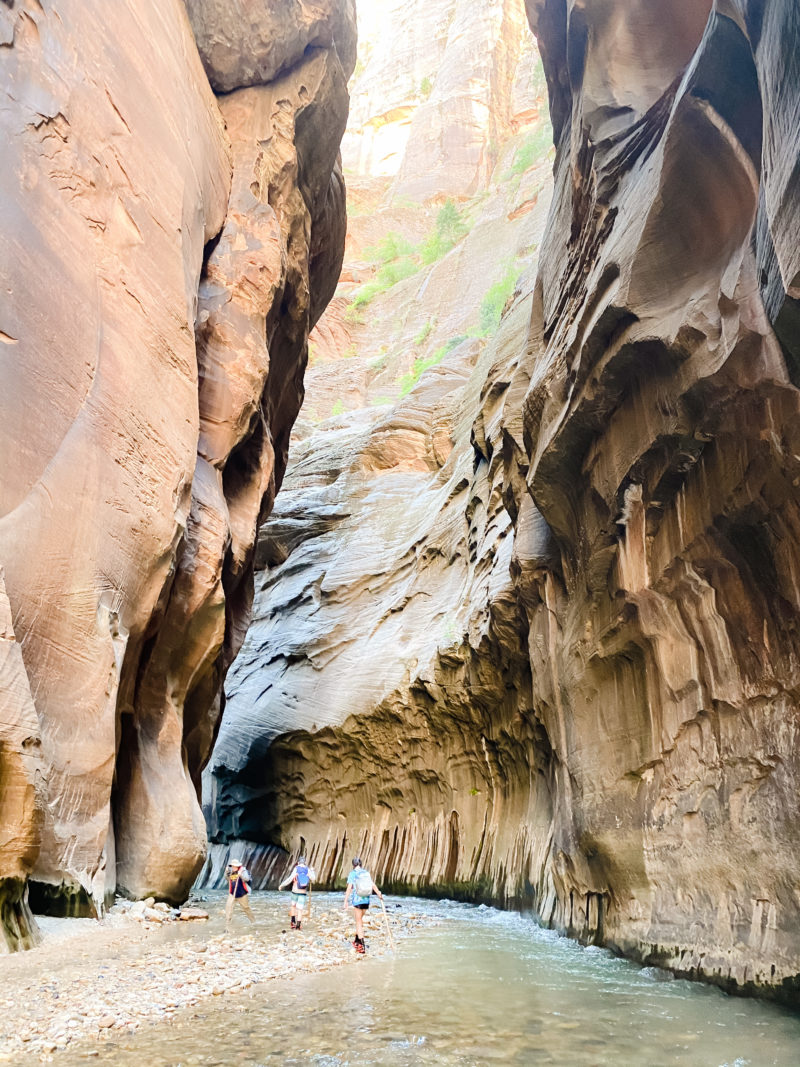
[
  {"xmin": 279, "ymin": 856, "xmax": 315, "ymax": 930},
  {"xmin": 344, "ymin": 857, "xmax": 383, "ymax": 954},
  {"xmin": 225, "ymin": 859, "xmax": 255, "ymax": 931}
]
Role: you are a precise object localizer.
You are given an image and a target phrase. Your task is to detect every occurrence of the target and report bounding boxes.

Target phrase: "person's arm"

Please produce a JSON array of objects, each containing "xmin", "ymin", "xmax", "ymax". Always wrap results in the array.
[
  {"xmin": 343, "ymin": 879, "xmax": 352, "ymax": 908},
  {"xmin": 278, "ymin": 869, "xmax": 295, "ymax": 890},
  {"xmin": 372, "ymin": 881, "xmax": 383, "ymax": 900}
]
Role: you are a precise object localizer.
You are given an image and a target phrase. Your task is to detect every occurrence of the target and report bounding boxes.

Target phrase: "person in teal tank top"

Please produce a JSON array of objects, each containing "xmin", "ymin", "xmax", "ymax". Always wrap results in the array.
[{"xmin": 344, "ymin": 856, "xmax": 383, "ymax": 954}]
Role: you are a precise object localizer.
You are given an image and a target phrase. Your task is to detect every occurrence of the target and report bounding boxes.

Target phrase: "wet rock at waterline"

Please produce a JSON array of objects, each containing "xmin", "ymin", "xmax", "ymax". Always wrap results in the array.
[
  {"xmin": 0, "ymin": 0, "xmax": 353, "ymax": 943},
  {"xmin": 209, "ymin": 0, "xmax": 800, "ymax": 1002}
]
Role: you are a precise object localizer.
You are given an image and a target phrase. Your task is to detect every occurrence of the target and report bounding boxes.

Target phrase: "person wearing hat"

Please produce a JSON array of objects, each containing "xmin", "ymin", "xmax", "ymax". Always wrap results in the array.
[{"xmin": 225, "ymin": 859, "xmax": 254, "ymax": 931}]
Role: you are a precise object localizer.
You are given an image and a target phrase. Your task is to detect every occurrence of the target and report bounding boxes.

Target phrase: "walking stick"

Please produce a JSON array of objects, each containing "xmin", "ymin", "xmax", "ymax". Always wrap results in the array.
[
  {"xmin": 307, "ymin": 883, "xmax": 313, "ymax": 922},
  {"xmin": 380, "ymin": 896, "xmax": 395, "ymax": 953},
  {"xmin": 226, "ymin": 871, "xmax": 241, "ymax": 932}
]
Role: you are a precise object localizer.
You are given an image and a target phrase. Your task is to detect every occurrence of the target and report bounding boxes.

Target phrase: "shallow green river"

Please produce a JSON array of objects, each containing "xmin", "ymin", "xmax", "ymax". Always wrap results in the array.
[{"xmin": 62, "ymin": 895, "xmax": 800, "ymax": 1066}]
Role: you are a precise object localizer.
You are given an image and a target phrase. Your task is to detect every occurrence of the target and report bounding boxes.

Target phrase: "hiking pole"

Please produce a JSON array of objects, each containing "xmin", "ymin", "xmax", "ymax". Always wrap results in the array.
[
  {"xmin": 380, "ymin": 896, "xmax": 395, "ymax": 953},
  {"xmin": 307, "ymin": 883, "xmax": 313, "ymax": 922},
  {"xmin": 227, "ymin": 871, "xmax": 240, "ymax": 933}
]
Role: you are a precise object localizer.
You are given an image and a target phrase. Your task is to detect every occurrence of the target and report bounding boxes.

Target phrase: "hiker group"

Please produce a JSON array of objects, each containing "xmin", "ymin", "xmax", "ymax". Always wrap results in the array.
[{"xmin": 225, "ymin": 855, "xmax": 385, "ymax": 955}]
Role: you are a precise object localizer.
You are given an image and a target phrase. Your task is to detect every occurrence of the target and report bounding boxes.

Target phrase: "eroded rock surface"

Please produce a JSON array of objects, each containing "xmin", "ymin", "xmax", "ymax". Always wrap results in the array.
[
  {"xmin": 0, "ymin": 0, "xmax": 352, "ymax": 943},
  {"xmin": 185, "ymin": 0, "xmax": 356, "ymax": 95},
  {"xmin": 510, "ymin": 0, "xmax": 800, "ymax": 1000},
  {"xmin": 208, "ymin": 0, "xmax": 800, "ymax": 1003},
  {"xmin": 0, "ymin": 569, "xmax": 44, "ymax": 951},
  {"xmin": 344, "ymin": 0, "xmax": 531, "ymax": 200}
]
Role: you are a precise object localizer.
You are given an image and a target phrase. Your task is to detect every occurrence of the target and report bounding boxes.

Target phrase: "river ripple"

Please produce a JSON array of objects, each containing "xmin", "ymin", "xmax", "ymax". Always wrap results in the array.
[{"xmin": 58, "ymin": 895, "xmax": 800, "ymax": 1066}]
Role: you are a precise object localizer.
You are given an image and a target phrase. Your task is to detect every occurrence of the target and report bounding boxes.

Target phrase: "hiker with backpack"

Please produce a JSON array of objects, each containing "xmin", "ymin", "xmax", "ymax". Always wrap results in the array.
[
  {"xmin": 344, "ymin": 857, "xmax": 383, "ymax": 954},
  {"xmin": 224, "ymin": 859, "xmax": 255, "ymax": 932},
  {"xmin": 278, "ymin": 855, "xmax": 315, "ymax": 930}
]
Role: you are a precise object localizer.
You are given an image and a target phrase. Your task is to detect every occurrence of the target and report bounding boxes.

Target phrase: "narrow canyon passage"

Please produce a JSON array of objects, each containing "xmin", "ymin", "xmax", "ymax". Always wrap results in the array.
[
  {"xmin": 3, "ymin": 0, "xmax": 800, "ymax": 1060},
  {"xmin": 204, "ymin": 0, "xmax": 800, "ymax": 1009}
]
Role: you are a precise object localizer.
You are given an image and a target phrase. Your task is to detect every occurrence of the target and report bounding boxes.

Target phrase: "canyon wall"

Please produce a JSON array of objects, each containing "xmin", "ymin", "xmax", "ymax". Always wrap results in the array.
[
  {"xmin": 343, "ymin": 0, "xmax": 532, "ymax": 201},
  {"xmin": 0, "ymin": 0, "xmax": 353, "ymax": 949},
  {"xmin": 207, "ymin": 0, "xmax": 800, "ymax": 1002}
]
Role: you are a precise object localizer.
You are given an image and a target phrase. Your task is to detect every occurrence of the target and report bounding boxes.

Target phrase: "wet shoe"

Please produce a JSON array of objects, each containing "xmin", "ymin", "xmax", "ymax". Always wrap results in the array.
[
  {"xmin": 296, "ymin": 922, "xmax": 302, "ymax": 930},
  {"xmin": 290, "ymin": 917, "xmax": 297, "ymax": 929}
]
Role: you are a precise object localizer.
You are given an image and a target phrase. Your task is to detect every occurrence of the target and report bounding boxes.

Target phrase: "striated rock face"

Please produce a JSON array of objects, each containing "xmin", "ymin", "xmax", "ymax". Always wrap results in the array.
[
  {"xmin": 509, "ymin": 0, "xmax": 800, "ymax": 1000},
  {"xmin": 0, "ymin": 0, "xmax": 352, "ymax": 944},
  {"xmin": 343, "ymin": 0, "xmax": 532, "ymax": 200},
  {"xmin": 206, "ymin": 125, "xmax": 554, "ymax": 876},
  {"xmin": 208, "ymin": 0, "xmax": 800, "ymax": 1003},
  {"xmin": 207, "ymin": 315, "xmax": 539, "ymax": 880}
]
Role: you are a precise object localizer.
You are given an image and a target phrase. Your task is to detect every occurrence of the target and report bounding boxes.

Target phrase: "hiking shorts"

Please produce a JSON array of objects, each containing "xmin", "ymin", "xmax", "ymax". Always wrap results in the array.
[
  {"xmin": 354, "ymin": 902, "xmax": 369, "ymax": 910},
  {"xmin": 291, "ymin": 891, "xmax": 308, "ymax": 910}
]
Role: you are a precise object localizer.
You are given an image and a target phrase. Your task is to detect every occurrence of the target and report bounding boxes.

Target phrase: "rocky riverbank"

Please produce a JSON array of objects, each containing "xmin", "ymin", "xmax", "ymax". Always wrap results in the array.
[{"xmin": 0, "ymin": 893, "xmax": 430, "ymax": 1063}]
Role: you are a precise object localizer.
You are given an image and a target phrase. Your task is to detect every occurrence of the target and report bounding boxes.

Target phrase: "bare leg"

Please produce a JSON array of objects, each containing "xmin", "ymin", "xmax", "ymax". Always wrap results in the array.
[{"xmin": 354, "ymin": 907, "xmax": 365, "ymax": 941}]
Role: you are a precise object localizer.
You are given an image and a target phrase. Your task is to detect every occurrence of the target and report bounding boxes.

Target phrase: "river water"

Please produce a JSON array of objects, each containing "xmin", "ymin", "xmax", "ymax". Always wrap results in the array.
[{"xmin": 59, "ymin": 894, "xmax": 800, "ymax": 1067}]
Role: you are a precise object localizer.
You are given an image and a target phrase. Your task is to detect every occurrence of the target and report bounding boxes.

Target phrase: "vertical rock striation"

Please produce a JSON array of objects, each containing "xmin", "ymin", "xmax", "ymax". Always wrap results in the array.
[
  {"xmin": 207, "ymin": 0, "xmax": 800, "ymax": 1003},
  {"xmin": 510, "ymin": 0, "xmax": 800, "ymax": 1000},
  {"xmin": 0, "ymin": 0, "xmax": 353, "ymax": 944}
]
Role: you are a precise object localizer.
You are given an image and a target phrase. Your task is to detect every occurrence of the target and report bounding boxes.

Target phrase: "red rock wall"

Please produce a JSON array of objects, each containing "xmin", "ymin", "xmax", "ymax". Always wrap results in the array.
[{"xmin": 0, "ymin": 0, "xmax": 353, "ymax": 947}]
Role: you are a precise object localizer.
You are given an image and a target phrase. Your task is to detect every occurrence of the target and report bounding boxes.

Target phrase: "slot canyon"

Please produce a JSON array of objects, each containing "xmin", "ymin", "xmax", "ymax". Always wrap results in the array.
[{"xmin": 3, "ymin": 0, "xmax": 800, "ymax": 1020}]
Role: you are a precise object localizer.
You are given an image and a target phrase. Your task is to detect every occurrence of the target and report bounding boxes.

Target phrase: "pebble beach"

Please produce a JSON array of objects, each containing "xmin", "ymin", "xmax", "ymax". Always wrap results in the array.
[{"xmin": 0, "ymin": 892, "xmax": 432, "ymax": 1063}]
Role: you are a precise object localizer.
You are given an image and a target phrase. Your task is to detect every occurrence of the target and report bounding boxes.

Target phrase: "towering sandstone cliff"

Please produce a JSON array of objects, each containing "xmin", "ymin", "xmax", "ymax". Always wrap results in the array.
[
  {"xmin": 208, "ymin": 0, "xmax": 800, "ymax": 1002},
  {"xmin": 0, "ymin": 0, "xmax": 354, "ymax": 950}
]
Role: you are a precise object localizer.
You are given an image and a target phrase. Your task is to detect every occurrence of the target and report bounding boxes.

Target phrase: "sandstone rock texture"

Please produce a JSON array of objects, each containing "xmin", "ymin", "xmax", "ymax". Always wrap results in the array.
[
  {"xmin": 343, "ymin": 0, "xmax": 532, "ymax": 201},
  {"xmin": 508, "ymin": 0, "xmax": 800, "ymax": 1001},
  {"xmin": 0, "ymin": 0, "xmax": 352, "ymax": 947},
  {"xmin": 208, "ymin": 0, "xmax": 800, "ymax": 1003}
]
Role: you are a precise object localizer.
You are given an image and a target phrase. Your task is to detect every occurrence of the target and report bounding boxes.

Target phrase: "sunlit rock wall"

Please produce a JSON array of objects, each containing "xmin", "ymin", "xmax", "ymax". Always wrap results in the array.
[
  {"xmin": 206, "ymin": 150, "xmax": 554, "ymax": 886},
  {"xmin": 343, "ymin": 0, "xmax": 532, "ymax": 200},
  {"xmin": 207, "ymin": 287, "xmax": 551, "ymax": 897},
  {"xmin": 0, "ymin": 0, "xmax": 353, "ymax": 946}
]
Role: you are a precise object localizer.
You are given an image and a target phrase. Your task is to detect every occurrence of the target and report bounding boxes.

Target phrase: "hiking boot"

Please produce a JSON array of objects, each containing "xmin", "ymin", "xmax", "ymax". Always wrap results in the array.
[
  {"xmin": 296, "ymin": 922, "xmax": 302, "ymax": 930},
  {"xmin": 290, "ymin": 917, "xmax": 297, "ymax": 929}
]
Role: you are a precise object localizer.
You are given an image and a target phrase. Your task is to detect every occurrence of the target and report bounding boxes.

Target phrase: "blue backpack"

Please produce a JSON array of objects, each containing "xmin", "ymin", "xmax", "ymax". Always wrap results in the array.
[{"xmin": 296, "ymin": 864, "xmax": 310, "ymax": 889}]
